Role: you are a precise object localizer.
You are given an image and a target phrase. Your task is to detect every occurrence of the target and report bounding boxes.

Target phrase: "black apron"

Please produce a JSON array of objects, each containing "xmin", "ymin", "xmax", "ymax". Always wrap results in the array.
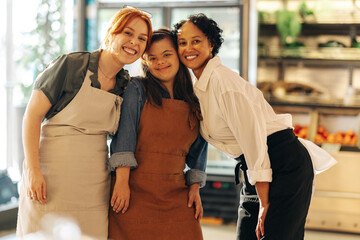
[{"xmin": 235, "ymin": 129, "xmax": 314, "ymax": 240}]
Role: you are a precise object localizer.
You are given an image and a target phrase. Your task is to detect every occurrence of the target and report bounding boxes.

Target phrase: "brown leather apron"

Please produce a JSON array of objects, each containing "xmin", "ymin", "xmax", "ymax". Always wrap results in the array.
[
  {"xmin": 109, "ymin": 99, "xmax": 203, "ymax": 240},
  {"xmin": 17, "ymin": 70, "xmax": 122, "ymax": 239}
]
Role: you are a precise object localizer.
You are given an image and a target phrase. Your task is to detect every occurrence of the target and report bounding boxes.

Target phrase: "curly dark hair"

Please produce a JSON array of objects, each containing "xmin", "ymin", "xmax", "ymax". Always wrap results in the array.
[{"xmin": 173, "ymin": 13, "xmax": 224, "ymax": 56}]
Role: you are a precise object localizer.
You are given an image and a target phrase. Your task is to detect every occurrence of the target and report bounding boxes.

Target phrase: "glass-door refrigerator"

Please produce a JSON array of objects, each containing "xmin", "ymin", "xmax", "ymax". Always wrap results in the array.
[{"xmin": 96, "ymin": 0, "xmax": 258, "ymax": 223}]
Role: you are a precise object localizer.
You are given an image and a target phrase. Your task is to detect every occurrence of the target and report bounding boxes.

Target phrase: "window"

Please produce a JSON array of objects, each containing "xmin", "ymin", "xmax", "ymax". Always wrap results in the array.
[{"xmin": 1, "ymin": 0, "xmax": 74, "ymax": 181}]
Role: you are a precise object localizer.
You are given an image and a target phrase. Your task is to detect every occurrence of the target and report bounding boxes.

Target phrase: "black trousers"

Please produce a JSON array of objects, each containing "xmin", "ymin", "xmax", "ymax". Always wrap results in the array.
[{"xmin": 235, "ymin": 129, "xmax": 314, "ymax": 240}]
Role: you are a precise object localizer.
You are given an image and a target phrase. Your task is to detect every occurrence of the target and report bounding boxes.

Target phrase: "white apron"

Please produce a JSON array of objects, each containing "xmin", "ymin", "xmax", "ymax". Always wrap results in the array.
[{"xmin": 16, "ymin": 70, "xmax": 122, "ymax": 239}]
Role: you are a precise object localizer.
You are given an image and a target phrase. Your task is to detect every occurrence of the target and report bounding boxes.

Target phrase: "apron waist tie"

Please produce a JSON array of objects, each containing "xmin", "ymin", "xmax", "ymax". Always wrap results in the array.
[
  {"xmin": 234, "ymin": 128, "xmax": 295, "ymax": 185},
  {"xmin": 234, "ymin": 155, "xmax": 245, "ymax": 185}
]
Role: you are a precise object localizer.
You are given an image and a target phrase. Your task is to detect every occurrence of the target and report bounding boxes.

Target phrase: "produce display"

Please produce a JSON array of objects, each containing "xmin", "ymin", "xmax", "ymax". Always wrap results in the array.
[
  {"xmin": 293, "ymin": 124, "xmax": 358, "ymax": 146},
  {"xmin": 293, "ymin": 124, "xmax": 309, "ymax": 139}
]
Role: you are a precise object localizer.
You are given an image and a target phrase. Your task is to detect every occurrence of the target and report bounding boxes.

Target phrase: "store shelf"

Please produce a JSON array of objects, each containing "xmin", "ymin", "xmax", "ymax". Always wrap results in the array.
[
  {"xmin": 258, "ymin": 21, "xmax": 360, "ymax": 96},
  {"xmin": 259, "ymin": 23, "xmax": 360, "ymax": 36},
  {"xmin": 259, "ymin": 55, "xmax": 360, "ymax": 66},
  {"xmin": 268, "ymin": 98, "xmax": 360, "ymax": 111}
]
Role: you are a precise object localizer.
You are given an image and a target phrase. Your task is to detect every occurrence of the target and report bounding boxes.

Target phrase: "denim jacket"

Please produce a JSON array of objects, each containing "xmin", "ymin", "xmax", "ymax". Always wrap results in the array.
[{"xmin": 109, "ymin": 77, "xmax": 208, "ymax": 187}]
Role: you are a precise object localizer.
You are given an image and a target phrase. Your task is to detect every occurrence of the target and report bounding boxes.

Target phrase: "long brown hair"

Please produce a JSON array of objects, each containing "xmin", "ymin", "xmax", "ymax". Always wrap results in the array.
[{"xmin": 142, "ymin": 28, "xmax": 199, "ymax": 113}]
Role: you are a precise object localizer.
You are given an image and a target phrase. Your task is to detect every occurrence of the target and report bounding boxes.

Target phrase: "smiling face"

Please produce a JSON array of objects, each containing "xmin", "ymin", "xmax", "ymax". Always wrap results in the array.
[
  {"xmin": 145, "ymin": 38, "xmax": 180, "ymax": 85},
  {"xmin": 177, "ymin": 21, "xmax": 214, "ymax": 79},
  {"xmin": 110, "ymin": 17, "xmax": 149, "ymax": 65}
]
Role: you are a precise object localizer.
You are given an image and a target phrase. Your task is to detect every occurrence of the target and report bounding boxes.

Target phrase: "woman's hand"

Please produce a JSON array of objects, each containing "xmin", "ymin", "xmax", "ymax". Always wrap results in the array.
[
  {"xmin": 256, "ymin": 202, "xmax": 269, "ymax": 240},
  {"xmin": 111, "ymin": 180, "xmax": 130, "ymax": 214},
  {"xmin": 254, "ymin": 181, "xmax": 270, "ymax": 240},
  {"xmin": 111, "ymin": 167, "xmax": 131, "ymax": 214},
  {"xmin": 25, "ymin": 166, "xmax": 47, "ymax": 204},
  {"xmin": 22, "ymin": 90, "xmax": 51, "ymax": 205},
  {"xmin": 188, "ymin": 183, "xmax": 203, "ymax": 221}
]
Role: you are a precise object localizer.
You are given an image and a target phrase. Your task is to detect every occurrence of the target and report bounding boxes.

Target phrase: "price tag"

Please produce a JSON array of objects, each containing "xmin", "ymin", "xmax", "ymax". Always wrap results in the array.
[{"xmin": 321, "ymin": 143, "xmax": 341, "ymax": 153}]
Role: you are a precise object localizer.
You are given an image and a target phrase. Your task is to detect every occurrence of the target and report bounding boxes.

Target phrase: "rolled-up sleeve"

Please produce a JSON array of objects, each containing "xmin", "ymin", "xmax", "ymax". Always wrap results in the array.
[
  {"xmin": 185, "ymin": 133, "xmax": 208, "ymax": 187},
  {"xmin": 108, "ymin": 79, "xmax": 143, "ymax": 171},
  {"xmin": 221, "ymin": 89, "xmax": 272, "ymax": 185}
]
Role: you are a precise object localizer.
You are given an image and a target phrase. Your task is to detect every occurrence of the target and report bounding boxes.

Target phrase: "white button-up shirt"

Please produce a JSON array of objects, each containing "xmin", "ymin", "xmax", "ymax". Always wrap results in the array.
[{"xmin": 194, "ymin": 56, "xmax": 337, "ymax": 185}]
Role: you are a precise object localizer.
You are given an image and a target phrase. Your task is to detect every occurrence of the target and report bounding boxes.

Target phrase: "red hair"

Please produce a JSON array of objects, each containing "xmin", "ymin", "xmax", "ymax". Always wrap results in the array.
[{"xmin": 103, "ymin": 8, "xmax": 152, "ymax": 50}]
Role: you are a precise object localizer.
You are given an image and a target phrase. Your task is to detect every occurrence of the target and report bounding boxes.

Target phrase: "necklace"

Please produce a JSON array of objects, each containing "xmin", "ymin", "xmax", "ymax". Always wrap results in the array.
[{"xmin": 98, "ymin": 64, "xmax": 115, "ymax": 80}]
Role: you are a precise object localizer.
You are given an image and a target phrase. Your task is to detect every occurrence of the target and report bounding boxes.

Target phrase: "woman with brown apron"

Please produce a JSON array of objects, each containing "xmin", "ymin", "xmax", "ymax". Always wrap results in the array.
[
  {"xmin": 108, "ymin": 28, "xmax": 208, "ymax": 240},
  {"xmin": 16, "ymin": 8, "xmax": 152, "ymax": 239}
]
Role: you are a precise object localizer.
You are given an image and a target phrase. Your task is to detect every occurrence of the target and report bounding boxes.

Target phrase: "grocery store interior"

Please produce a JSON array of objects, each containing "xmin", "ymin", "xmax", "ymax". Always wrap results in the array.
[{"xmin": 1, "ymin": 0, "xmax": 360, "ymax": 239}]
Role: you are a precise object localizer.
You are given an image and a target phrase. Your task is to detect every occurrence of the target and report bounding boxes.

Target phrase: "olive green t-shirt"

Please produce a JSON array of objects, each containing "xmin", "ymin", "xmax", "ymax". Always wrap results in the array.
[{"xmin": 34, "ymin": 49, "xmax": 130, "ymax": 119}]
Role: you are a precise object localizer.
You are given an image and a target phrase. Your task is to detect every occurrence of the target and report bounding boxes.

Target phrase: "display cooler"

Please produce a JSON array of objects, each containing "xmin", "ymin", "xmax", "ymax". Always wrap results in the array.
[{"xmin": 92, "ymin": 0, "xmax": 258, "ymax": 223}]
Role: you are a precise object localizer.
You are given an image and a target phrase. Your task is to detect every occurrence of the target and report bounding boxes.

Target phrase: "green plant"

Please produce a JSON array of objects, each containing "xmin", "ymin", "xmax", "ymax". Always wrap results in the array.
[
  {"xmin": 20, "ymin": 0, "xmax": 66, "ymax": 104},
  {"xmin": 275, "ymin": 10, "xmax": 302, "ymax": 47},
  {"xmin": 299, "ymin": 1, "xmax": 315, "ymax": 22}
]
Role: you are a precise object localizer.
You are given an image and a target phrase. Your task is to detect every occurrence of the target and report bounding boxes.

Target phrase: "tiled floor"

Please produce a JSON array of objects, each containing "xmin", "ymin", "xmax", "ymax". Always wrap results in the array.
[{"xmin": 1, "ymin": 225, "xmax": 360, "ymax": 240}]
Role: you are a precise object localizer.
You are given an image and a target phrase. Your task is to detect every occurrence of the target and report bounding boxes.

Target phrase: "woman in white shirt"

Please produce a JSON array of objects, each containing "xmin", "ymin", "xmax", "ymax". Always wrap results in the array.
[{"xmin": 174, "ymin": 14, "xmax": 336, "ymax": 240}]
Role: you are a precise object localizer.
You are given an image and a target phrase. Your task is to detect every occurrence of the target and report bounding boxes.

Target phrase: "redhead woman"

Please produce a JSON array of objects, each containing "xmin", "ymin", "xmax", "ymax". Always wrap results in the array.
[
  {"xmin": 174, "ymin": 14, "xmax": 336, "ymax": 240},
  {"xmin": 108, "ymin": 28, "xmax": 207, "ymax": 240},
  {"xmin": 16, "ymin": 7, "xmax": 152, "ymax": 239}
]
